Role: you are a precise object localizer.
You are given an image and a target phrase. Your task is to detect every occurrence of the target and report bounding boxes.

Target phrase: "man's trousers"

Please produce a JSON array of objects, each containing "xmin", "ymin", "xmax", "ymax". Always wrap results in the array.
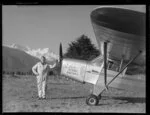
[{"xmin": 37, "ymin": 75, "xmax": 47, "ymax": 98}]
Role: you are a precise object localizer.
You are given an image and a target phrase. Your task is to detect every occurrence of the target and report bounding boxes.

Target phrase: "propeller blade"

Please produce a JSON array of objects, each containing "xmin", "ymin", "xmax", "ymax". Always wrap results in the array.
[
  {"xmin": 59, "ymin": 43, "xmax": 63, "ymax": 63},
  {"xmin": 57, "ymin": 43, "xmax": 63, "ymax": 75},
  {"xmin": 59, "ymin": 43, "xmax": 63, "ymax": 61}
]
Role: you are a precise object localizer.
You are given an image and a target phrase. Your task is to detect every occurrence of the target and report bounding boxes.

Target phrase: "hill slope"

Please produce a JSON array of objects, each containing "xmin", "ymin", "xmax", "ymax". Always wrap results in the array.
[{"xmin": 2, "ymin": 46, "xmax": 39, "ymax": 72}]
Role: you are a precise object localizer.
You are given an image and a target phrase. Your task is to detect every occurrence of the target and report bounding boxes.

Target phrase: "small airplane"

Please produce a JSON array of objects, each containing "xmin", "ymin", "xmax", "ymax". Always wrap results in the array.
[{"xmin": 58, "ymin": 6, "xmax": 145, "ymax": 106}]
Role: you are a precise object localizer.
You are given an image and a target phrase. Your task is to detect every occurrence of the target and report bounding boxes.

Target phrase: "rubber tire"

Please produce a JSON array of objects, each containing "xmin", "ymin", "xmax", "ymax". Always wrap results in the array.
[{"xmin": 86, "ymin": 94, "xmax": 99, "ymax": 106}]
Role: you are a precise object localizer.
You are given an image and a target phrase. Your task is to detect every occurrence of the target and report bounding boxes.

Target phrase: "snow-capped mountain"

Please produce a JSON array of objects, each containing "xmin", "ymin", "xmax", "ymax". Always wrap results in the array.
[
  {"xmin": 3, "ymin": 46, "xmax": 39, "ymax": 72},
  {"xmin": 3, "ymin": 43, "xmax": 59, "ymax": 62},
  {"xmin": 3, "ymin": 43, "xmax": 30, "ymax": 52},
  {"xmin": 10, "ymin": 43, "xmax": 31, "ymax": 52},
  {"xmin": 26, "ymin": 48, "xmax": 59, "ymax": 61}
]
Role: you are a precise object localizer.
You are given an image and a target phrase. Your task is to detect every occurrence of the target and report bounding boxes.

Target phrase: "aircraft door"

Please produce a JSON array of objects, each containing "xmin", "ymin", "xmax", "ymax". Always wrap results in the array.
[{"xmin": 84, "ymin": 64, "xmax": 102, "ymax": 85}]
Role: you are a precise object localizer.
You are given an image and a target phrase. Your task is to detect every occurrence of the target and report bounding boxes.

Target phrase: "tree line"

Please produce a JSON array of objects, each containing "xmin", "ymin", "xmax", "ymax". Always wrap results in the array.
[{"xmin": 2, "ymin": 70, "xmax": 34, "ymax": 76}]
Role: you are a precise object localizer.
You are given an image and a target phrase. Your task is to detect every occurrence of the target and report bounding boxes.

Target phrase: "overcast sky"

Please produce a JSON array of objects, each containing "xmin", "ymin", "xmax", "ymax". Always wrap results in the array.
[{"xmin": 2, "ymin": 5, "xmax": 145, "ymax": 54}]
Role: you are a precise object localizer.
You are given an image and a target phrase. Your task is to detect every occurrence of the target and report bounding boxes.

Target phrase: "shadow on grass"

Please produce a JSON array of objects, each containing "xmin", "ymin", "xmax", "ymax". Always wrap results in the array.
[
  {"xmin": 48, "ymin": 83, "xmax": 69, "ymax": 85},
  {"xmin": 46, "ymin": 96, "xmax": 86, "ymax": 100},
  {"xmin": 112, "ymin": 96, "xmax": 145, "ymax": 103},
  {"xmin": 45, "ymin": 95, "xmax": 145, "ymax": 103},
  {"xmin": 97, "ymin": 96, "xmax": 145, "ymax": 106}
]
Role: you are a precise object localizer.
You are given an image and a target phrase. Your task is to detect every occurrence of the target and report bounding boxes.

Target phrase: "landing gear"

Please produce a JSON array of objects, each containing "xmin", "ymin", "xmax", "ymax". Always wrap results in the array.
[{"xmin": 86, "ymin": 94, "xmax": 101, "ymax": 106}]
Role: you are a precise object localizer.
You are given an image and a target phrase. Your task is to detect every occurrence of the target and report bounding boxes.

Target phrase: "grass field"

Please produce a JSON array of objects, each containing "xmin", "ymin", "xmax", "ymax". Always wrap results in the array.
[{"xmin": 2, "ymin": 74, "xmax": 145, "ymax": 113}]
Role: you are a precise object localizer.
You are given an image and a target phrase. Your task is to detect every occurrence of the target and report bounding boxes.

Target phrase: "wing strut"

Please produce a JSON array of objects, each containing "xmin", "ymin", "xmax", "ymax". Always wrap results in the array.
[
  {"xmin": 99, "ymin": 50, "xmax": 142, "ymax": 95},
  {"xmin": 104, "ymin": 41, "xmax": 108, "ymax": 89}
]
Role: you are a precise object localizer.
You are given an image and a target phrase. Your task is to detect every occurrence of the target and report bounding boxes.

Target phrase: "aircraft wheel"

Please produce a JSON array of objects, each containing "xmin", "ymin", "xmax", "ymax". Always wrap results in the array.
[{"xmin": 86, "ymin": 94, "xmax": 99, "ymax": 106}]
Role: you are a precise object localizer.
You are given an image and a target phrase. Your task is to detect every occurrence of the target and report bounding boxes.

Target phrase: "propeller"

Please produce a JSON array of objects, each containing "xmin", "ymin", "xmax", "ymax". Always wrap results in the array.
[
  {"xmin": 58, "ymin": 43, "xmax": 63, "ymax": 75},
  {"xmin": 59, "ymin": 43, "xmax": 63, "ymax": 63}
]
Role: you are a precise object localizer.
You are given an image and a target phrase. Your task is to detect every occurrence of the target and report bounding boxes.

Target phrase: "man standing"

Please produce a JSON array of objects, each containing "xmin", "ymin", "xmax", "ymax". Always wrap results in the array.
[{"xmin": 32, "ymin": 56, "xmax": 57, "ymax": 99}]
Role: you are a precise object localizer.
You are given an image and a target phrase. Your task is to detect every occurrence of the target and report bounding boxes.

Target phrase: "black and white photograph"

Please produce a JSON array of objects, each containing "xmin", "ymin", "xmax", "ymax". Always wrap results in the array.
[{"xmin": 2, "ymin": 5, "xmax": 146, "ymax": 113}]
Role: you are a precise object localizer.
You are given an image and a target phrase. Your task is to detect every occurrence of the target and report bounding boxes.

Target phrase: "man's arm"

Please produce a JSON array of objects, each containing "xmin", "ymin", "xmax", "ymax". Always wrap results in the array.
[{"xmin": 32, "ymin": 63, "xmax": 39, "ymax": 75}]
